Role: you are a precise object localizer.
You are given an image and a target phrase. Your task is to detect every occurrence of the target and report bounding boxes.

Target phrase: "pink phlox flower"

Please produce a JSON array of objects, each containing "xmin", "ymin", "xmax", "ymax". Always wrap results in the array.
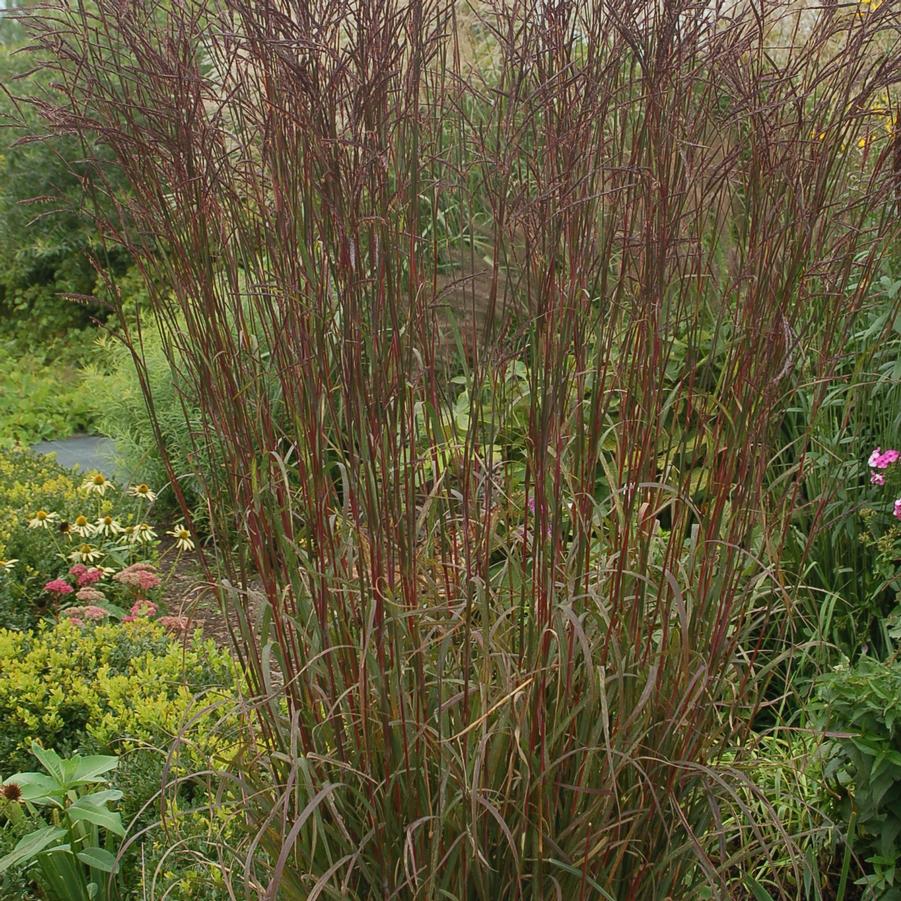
[
  {"xmin": 894, "ymin": 498, "xmax": 901, "ymax": 521},
  {"xmin": 871, "ymin": 471, "xmax": 886, "ymax": 486},
  {"xmin": 869, "ymin": 448, "xmax": 900, "ymax": 470},
  {"xmin": 44, "ymin": 579, "xmax": 73, "ymax": 595}
]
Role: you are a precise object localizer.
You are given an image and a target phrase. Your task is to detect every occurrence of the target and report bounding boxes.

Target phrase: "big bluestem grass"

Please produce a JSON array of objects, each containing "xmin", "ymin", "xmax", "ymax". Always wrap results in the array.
[{"xmin": 23, "ymin": 0, "xmax": 901, "ymax": 895}]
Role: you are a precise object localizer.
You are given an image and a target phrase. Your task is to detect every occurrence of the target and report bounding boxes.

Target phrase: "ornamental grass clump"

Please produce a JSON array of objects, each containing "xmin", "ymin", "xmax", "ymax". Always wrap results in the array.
[{"xmin": 23, "ymin": 0, "xmax": 901, "ymax": 895}]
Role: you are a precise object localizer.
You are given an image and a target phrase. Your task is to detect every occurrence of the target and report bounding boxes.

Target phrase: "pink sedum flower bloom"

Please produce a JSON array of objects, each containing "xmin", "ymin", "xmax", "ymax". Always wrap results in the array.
[
  {"xmin": 44, "ymin": 579, "xmax": 73, "ymax": 595},
  {"xmin": 129, "ymin": 599, "xmax": 158, "ymax": 618},
  {"xmin": 81, "ymin": 606, "xmax": 107, "ymax": 621},
  {"xmin": 69, "ymin": 564, "xmax": 88, "ymax": 579},
  {"xmin": 113, "ymin": 563, "xmax": 161, "ymax": 592},
  {"xmin": 158, "ymin": 615, "xmax": 190, "ymax": 632},
  {"xmin": 76, "ymin": 587, "xmax": 106, "ymax": 603},
  {"xmin": 76, "ymin": 568, "xmax": 103, "ymax": 587}
]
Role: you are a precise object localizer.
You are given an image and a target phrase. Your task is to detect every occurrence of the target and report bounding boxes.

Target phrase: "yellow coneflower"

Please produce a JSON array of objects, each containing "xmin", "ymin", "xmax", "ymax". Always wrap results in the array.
[
  {"xmin": 71, "ymin": 514, "xmax": 96, "ymax": 538},
  {"xmin": 167, "ymin": 523, "xmax": 195, "ymax": 552},
  {"xmin": 69, "ymin": 544, "xmax": 103, "ymax": 563},
  {"xmin": 82, "ymin": 472, "xmax": 114, "ymax": 496},
  {"xmin": 128, "ymin": 484, "xmax": 158, "ymax": 503},
  {"xmin": 129, "ymin": 523, "xmax": 158, "ymax": 544},
  {"xmin": 94, "ymin": 515, "xmax": 124, "ymax": 537},
  {"xmin": 28, "ymin": 510, "xmax": 59, "ymax": 529},
  {"xmin": 0, "ymin": 558, "xmax": 18, "ymax": 572}
]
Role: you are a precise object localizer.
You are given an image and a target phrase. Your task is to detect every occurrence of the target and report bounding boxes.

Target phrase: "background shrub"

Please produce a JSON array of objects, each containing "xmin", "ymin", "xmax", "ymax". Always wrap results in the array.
[{"xmin": 817, "ymin": 656, "xmax": 901, "ymax": 899}]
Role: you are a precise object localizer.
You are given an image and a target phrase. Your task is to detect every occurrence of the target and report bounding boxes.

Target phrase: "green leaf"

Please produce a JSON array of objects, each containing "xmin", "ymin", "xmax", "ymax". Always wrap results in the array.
[
  {"xmin": 80, "ymin": 789, "xmax": 124, "ymax": 806},
  {"xmin": 746, "ymin": 877, "xmax": 777, "ymax": 901},
  {"xmin": 30, "ymin": 744, "xmax": 65, "ymax": 783},
  {"xmin": 68, "ymin": 799, "xmax": 125, "ymax": 837},
  {"xmin": 77, "ymin": 846, "xmax": 118, "ymax": 874},
  {"xmin": 0, "ymin": 825, "xmax": 67, "ymax": 873},
  {"xmin": 3, "ymin": 772, "xmax": 60, "ymax": 802},
  {"xmin": 67, "ymin": 755, "xmax": 119, "ymax": 786}
]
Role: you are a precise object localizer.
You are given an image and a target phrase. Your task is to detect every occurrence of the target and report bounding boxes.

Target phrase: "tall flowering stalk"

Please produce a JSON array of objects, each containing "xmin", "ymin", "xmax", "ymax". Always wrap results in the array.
[{"xmin": 23, "ymin": 0, "xmax": 901, "ymax": 895}]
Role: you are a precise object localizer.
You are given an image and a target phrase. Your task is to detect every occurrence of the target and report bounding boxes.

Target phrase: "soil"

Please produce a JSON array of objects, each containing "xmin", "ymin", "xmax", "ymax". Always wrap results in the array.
[{"xmin": 158, "ymin": 536, "xmax": 237, "ymax": 647}]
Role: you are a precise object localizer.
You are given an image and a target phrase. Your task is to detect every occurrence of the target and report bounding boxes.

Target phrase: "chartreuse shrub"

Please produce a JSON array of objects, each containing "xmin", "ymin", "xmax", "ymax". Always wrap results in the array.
[
  {"xmin": 0, "ymin": 620, "xmax": 241, "ymax": 899},
  {"xmin": 816, "ymin": 656, "xmax": 901, "ymax": 899},
  {"xmin": 0, "ymin": 620, "xmax": 235, "ymax": 775}
]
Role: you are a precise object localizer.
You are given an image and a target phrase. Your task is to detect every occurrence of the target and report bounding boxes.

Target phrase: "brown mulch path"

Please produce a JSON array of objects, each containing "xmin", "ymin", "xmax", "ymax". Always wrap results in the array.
[{"xmin": 158, "ymin": 537, "xmax": 236, "ymax": 647}]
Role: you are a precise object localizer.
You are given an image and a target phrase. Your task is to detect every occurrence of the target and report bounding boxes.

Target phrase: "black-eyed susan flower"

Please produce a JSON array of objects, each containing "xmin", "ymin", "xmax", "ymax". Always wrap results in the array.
[
  {"xmin": 167, "ymin": 523, "xmax": 195, "ymax": 552},
  {"xmin": 82, "ymin": 472, "xmax": 114, "ymax": 496},
  {"xmin": 28, "ymin": 510, "xmax": 59, "ymax": 529}
]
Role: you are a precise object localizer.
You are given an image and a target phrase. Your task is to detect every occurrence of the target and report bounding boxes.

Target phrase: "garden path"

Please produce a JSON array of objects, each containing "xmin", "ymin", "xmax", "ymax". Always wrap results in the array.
[{"xmin": 31, "ymin": 434, "xmax": 118, "ymax": 476}]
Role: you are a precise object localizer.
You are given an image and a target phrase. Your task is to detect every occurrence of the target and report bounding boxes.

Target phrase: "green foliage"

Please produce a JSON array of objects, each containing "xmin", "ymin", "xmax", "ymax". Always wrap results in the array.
[
  {"xmin": 817, "ymin": 656, "xmax": 901, "ymax": 899},
  {"xmin": 775, "ymin": 291, "xmax": 901, "ymax": 673},
  {"xmin": 0, "ymin": 335, "xmax": 97, "ymax": 447},
  {"xmin": 0, "ymin": 619, "xmax": 235, "ymax": 776},
  {"xmin": 0, "ymin": 744, "xmax": 125, "ymax": 901},
  {"xmin": 0, "ymin": 38, "xmax": 131, "ymax": 342},
  {"xmin": 82, "ymin": 332, "xmax": 220, "ymax": 519}
]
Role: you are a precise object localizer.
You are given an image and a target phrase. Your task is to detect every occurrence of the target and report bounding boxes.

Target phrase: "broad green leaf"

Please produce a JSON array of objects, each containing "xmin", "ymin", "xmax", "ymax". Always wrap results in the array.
[
  {"xmin": 68, "ymin": 799, "xmax": 125, "ymax": 837},
  {"xmin": 0, "ymin": 825, "xmax": 67, "ymax": 873},
  {"xmin": 77, "ymin": 846, "xmax": 118, "ymax": 873},
  {"xmin": 67, "ymin": 755, "xmax": 119, "ymax": 785},
  {"xmin": 80, "ymin": 789, "xmax": 124, "ymax": 806},
  {"xmin": 3, "ymin": 772, "xmax": 59, "ymax": 802},
  {"xmin": 30, "ymin": 744, "xmax": 64, "ymax": 784}
]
